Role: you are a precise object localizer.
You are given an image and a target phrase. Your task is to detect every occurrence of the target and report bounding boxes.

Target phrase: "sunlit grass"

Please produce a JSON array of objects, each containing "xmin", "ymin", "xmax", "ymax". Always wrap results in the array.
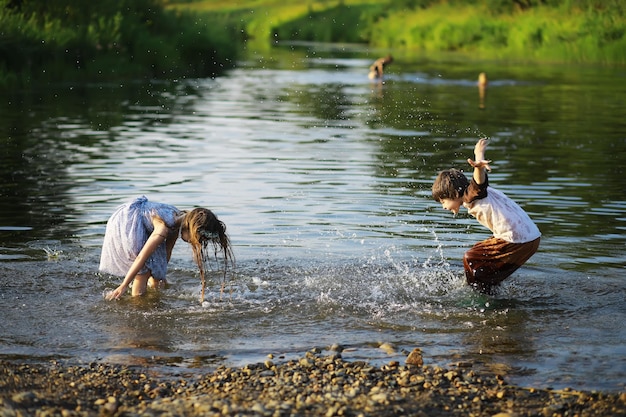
[
  {"xmin": 169, "ymin": 0, "xmax": 625, "ymax": 64},
  {"xmin": 167, "ymin": 0, "xmax": 389, "ymax": 48},
  {"xmin": 367, "ymin": 2, "xmax": 625, "ymax": 64},
  {"xmin": 2, "ymin": 0, "xmax": 623, "ymax": 86}
]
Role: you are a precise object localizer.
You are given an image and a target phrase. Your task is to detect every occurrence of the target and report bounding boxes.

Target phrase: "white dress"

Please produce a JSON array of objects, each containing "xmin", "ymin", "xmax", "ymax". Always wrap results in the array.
[{"xmin": 99, "ymin": 196, "xmax": 181, "ymax": 280}]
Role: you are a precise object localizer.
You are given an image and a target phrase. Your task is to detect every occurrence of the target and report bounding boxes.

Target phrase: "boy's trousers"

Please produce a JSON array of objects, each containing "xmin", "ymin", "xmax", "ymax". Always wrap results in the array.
[{"xmin": 464, "ymin": 236, "xmax": 540, "ymax": 292}]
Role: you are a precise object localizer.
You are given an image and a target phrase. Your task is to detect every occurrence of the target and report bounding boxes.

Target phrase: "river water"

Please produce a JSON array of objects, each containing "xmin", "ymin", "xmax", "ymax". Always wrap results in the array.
[{"xmin": 1, "ymin": 43, "xmax": 625, "ymax": 392}]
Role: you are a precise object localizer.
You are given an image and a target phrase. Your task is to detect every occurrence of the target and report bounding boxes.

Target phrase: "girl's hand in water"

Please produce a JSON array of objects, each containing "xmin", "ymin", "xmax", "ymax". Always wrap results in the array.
[{"xmin": 104, "ymin": 285, "xmax": 126, "ymax": 301}]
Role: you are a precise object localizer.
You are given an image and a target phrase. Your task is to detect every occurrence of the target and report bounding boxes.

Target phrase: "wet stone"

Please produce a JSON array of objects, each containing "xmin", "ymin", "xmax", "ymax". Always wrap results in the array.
[{"xmin": 0, "ymin": 354, "xmax": 624, "ymax": 417}]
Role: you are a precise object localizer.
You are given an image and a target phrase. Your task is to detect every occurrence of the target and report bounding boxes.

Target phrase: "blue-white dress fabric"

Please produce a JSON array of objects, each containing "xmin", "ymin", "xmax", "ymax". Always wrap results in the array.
[{"xmin": 99, "ymin": 196, "xmax": 181, "ymax": 280}]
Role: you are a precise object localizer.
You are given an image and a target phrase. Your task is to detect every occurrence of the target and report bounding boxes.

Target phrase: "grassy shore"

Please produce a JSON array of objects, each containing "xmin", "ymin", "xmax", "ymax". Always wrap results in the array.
[
  {"xmin": 1, "ymin": 350, "xmax": 625, "ymax": 416},
  {"xmin": 0, "ymin": 0, "xmax": 239, "ymax": 87},
  {"xmin": 170, "ymin": 0, "xmax": 626, "ymax": 65},
  {"xmin": 1, "ymin": 0, "xmax": 623, "ymax": 87},
  {"xmin": 367, "ymin": 2, "xmax": 626, "ymax": 64}
]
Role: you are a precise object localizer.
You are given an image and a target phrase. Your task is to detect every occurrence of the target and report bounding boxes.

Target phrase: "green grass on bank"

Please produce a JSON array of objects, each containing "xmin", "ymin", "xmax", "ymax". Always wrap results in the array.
[
  {"xmin": 171, "ymin": 0, "xmax": 626, "ymax": 65},
  {"xmin": 0, "ymin": 0, "xmax": 240, "ymax": 87},
  {"xmin": 368, "ymin": 2, "xmax": 626, "ymax": 64},
  {"xmin": 167, "ymin": 0, "xmax": 385, "ymax": 48},
  {"xmin": 0, "ymin": 0, "xmax": 623, "ymax": 87}
]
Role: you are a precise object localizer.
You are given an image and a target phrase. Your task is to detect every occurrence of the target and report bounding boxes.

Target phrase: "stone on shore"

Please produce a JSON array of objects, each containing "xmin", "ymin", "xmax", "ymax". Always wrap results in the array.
[{"xmin": 0, "ymin": 351, "xmax": 624, "ymax": 417}]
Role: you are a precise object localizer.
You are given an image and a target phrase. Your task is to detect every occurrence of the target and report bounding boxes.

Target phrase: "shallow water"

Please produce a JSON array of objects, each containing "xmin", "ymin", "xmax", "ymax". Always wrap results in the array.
[{"xmin": 1, "ymin": 43, "xmax": 625, "ymax": 392}]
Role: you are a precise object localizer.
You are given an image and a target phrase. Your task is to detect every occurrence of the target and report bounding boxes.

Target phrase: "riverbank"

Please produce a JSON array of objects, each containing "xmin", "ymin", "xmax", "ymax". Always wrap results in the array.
[
  {"xmin": 2, "ymin": 1, "xmax": 623, "ymax": 88},
  {"xmin": 174, "ymin": 0, "xmax": 626, "ymax": 65},
  {"xmin": 0, "ymin": 0, "xmax": 239, "ymax": 88},
  {"xmin": 2, "ymin": 349, "xmax": 624, "ymax": 416}
]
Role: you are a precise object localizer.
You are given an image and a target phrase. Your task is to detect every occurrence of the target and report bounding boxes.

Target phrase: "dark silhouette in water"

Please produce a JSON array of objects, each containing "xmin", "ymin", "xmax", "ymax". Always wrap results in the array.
[{"xmin": 368, "ymin": 55, "xmax": 393, "ymax": 80}]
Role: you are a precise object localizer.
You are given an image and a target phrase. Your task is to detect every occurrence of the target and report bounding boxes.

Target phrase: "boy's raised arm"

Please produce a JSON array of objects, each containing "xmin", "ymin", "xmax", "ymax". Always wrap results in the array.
[{"xmin": 468, "ymin": 138, "xmax": 491, "ymax": 185}]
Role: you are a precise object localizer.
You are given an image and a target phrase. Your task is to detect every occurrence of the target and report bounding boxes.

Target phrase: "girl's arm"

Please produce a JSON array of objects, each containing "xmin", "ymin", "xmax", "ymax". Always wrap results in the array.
[
  {"xmin": 467, "ymin": 138, "xmax": 491, "ymax": 185},
  {"xmin": 105, "ymin": 218, "xmax": 170, "ymax": 300}
]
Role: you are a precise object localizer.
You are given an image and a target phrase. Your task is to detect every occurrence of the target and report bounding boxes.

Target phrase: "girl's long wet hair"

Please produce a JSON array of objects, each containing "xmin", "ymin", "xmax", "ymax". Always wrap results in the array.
[
  {"xmin": 432, "ymin": 168, "xmax": 470, "ymax": 201},
  {"xmin": 180, "ymin": 208, "xmax": 234, "ymax": 303}
]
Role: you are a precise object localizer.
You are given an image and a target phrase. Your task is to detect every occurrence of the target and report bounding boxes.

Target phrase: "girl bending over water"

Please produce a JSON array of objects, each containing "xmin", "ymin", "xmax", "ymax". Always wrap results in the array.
[{"xmin": 100, "ymin": 196, "xmax": 233, "ymax": 302}]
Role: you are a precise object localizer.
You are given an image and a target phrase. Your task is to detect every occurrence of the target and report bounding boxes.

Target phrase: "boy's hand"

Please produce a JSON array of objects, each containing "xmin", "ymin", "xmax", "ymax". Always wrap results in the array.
[
  {"xmin": 469, "ymin": 138, "xmax": 491, "ymax": 171},
  {"xmin": 467, "ymin": 158, "xmax": 492, "ymax": 171},
  {"xmin": 474, "ymin": 138, "xmax": 489, "ymax": 158},
  {"xmin": 469, "ymin": 138, "xmax": 491, "ymax": 184}
]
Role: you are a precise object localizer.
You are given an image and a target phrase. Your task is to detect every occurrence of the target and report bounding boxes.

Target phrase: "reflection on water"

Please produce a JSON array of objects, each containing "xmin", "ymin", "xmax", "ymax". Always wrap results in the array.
[{"xmin": 0, "ymin": 44, "xmax": 625, "ymax": 391}]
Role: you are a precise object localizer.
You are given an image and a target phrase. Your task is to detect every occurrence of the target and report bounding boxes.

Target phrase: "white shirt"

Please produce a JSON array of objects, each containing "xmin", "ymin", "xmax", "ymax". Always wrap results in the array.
[{"xmin": 464, "ymin": 186, "xmax": 541, "ymax": 243}]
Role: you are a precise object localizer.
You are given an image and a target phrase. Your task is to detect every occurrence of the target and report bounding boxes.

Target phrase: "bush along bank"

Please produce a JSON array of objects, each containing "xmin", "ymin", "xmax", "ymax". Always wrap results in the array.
[
  {"xmin": 195, "ymin": 0, "xmax": 626, "ymax": 65},
  {"xmin": 0, "ymin": 0, "xmax": 241, "ymax": 87}
]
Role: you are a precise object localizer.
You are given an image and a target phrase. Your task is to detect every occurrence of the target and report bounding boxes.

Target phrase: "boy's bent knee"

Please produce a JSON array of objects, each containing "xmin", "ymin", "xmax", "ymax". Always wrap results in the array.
[{"xmin": 464, "ymin": 252, "xmax": 517, "ymax": 288}]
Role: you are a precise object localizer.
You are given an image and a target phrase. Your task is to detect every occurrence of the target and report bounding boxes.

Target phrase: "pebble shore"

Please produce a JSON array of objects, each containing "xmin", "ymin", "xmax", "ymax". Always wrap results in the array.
[{"xmin": 1, "ymin": 349, "xmax": 625, "ymax": 417}]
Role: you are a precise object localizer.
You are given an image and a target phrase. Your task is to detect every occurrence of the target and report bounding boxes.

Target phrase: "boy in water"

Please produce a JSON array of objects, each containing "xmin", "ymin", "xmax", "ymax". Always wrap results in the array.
[
  {"xmin": 368, "ymin": 55, "xmax": 393, "ymax": 79},
  {"xmin": 432, "ymin": 139, "xmax": 541, "ymax": 293}
]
